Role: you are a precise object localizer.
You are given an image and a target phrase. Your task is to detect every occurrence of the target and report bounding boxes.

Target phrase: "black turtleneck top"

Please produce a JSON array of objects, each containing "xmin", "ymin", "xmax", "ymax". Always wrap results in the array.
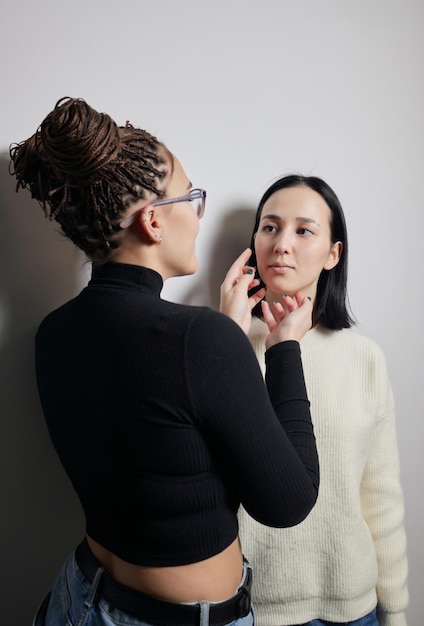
[{"xmin": 35, "ymin": 262, "xmax": 319, "ymax": 566}]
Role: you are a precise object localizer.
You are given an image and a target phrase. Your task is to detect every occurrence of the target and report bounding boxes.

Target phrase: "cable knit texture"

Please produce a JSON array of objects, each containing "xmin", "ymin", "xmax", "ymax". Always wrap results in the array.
[{"xmin": 238, "ymin": 319, "xmax": 408, "ymax": 626}]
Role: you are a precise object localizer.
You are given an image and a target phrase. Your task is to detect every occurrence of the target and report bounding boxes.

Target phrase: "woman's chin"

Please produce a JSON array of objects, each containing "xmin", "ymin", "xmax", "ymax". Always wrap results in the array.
[
  {"xmin": 188, "ymin": 258, "xmax": 199, "ymax": 275},
  {"xmin": 176, "ymin": 258, "xmax": 198, "ymax": 278},
  {"xmin": 263, "ymin": 279, "xmax": 296, "ymax": 298}
]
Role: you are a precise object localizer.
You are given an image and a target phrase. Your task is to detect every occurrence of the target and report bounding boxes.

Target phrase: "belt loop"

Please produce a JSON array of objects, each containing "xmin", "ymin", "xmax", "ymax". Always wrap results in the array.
[
  {"xmin": 84, "ymin": 566, "xmax": 105, "ymax": 608},
  {"xmin": 236, "ymin": 560, "xmax": 252, "ymax": 619},
  {"xmin": 199, "ymin": 601, "xmax": 210, "ymax": 626}
]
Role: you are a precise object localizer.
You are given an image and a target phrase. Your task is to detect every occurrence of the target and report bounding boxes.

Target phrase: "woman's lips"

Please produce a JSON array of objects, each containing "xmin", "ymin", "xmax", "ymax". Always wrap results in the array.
[{"xmin": 269, "ymin": 264, "xmax": 294, "ymax": 274}]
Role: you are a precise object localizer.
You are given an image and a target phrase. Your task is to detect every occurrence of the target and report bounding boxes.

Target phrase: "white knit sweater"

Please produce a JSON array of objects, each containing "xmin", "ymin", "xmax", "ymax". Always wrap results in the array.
[{"xmin": 238, "ymin": 319, "xmax": 408, "ymax": 626}]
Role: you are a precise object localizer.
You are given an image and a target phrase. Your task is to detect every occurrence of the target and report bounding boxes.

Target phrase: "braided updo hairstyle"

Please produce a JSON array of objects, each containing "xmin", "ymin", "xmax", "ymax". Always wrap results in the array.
[{"xmin": 9, "ymin": 97, "xmax": 169, "ymax": 263}]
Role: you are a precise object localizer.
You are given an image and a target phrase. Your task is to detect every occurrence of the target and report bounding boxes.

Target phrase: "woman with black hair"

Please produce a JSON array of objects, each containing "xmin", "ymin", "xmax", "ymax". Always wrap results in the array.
[{"xmin": 234, "ymin": 175, "xmax": 408, "ymax": 626}]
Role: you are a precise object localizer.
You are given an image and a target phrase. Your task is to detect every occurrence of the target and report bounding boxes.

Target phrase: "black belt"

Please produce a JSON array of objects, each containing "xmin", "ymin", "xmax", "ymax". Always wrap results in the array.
[{"xmin": 75, "ymin": 539, "xmax": 252, "ymax": 626}]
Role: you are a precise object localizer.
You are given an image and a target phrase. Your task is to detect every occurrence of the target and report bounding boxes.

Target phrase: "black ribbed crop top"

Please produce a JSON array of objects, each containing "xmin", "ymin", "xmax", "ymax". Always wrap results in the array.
[{"xmin": 35, "ymin": 262, "xmax": 319, "ymax": 566}]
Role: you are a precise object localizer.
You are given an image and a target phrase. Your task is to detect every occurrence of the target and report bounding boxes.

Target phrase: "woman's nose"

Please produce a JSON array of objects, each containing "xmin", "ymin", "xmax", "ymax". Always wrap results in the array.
[{"xmin": 274, "ymin": 232, "xmax": 291, "ymax": 254}]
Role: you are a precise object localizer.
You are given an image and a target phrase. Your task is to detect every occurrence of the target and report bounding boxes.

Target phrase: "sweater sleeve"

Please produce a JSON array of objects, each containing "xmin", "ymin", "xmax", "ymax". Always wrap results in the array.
[
  {"xmin": 185, "ymin": 308, "xmax": 319, "ymax": 528},
  {"xmin": 360, "ymin": 351, "xmax": 408, "ymax": 626}
]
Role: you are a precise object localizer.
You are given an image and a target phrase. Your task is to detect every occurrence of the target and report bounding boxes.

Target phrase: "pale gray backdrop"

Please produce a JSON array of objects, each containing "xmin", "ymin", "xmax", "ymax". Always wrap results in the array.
[{"xmin": 0, "ymin": 1, "xmax": 422, "ymax": 625}]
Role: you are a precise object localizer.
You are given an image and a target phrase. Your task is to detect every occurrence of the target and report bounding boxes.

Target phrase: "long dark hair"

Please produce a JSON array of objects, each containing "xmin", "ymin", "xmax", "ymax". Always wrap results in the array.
[{"xmin": 250, "ymin": 174, "xmax": 355, "ymax": 330}]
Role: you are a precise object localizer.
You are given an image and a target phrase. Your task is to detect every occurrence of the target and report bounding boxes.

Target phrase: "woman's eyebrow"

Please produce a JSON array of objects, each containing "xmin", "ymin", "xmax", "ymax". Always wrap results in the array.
[
  {"xmin": 260, "ymin": 214, "xmax": 320, "ymax": 227},
  {"xmin": 296, "ymin": 216, "xmax": 320, "ymax": 227},
  {"xmin": 260, "ymin": 213, "xmax": 282, "ymax": 221}
]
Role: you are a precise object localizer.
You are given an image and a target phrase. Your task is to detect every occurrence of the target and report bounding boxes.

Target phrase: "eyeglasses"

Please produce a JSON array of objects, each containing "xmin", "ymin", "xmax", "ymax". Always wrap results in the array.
[
  {"xmin": 120, "ymin": 188, "xmax": 206, "ymax": 228},
  {"xmin": 152, "ymin": 188, "xmax": 206, "ymax": 219}
]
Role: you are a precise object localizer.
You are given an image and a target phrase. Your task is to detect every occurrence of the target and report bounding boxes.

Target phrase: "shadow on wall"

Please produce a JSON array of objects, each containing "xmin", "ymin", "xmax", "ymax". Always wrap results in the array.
[
  {"xmin": 0, "ymin": 154, "xmax": 86, "ymax": 625},
  {"xmin": 208, "ymin": 204, "xmax": 257, "ymax": 310}
]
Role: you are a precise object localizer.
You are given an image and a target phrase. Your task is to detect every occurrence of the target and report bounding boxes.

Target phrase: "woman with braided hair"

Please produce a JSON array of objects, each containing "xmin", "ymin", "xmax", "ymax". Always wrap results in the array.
[{"xmin": 10, "ymin": 97, "xmax": 319, "ymax": 626}]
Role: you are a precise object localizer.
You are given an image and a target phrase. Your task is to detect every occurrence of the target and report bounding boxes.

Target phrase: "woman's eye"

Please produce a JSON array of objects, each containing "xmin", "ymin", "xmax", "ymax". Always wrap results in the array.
[
  {"xmin": 261, "ymin": 224, "xmax": 277, "ymax": 233},
  {"xmin": 298, "ymin": 227, "xmax": 313, "ymax": 236}
]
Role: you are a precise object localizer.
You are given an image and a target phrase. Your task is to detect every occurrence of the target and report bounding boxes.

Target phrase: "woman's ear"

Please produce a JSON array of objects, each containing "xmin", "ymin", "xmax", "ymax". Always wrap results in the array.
[
  {"xmin": 119, "ymin": 190, "xmax": 158, "ymax": 230},
  {"xmin": 324, "ymin": 241, "xmax": 342, "ymax": 270},
  {"xmin": 136, "ymin": 208, "xmax": 162, "ymax": 244}
]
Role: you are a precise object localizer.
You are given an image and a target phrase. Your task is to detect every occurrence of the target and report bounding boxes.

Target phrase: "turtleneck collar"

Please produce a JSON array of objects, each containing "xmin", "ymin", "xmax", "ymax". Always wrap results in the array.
[{"xmin": 89, "ymin": 262, "xmax": 164, "ymax": 296}]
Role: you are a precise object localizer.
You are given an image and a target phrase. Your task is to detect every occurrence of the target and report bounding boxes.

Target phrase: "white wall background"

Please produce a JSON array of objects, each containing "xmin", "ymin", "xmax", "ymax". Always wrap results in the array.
[{"xmin": 0, "ymin": 1, "xmax": 422, "ymax": 624}]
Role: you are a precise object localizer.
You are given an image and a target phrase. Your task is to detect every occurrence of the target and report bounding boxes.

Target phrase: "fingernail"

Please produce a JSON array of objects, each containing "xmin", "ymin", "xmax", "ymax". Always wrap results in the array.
[
  {"xmin": 273, "ymin": 300, "xmax": 278, "ymax": 304},
  {"xmin": 282, "ymin": 293, "xmax": 288, "ymax": 298},
  {"xmin": 307, "ymin": 296, "xmax": 312, "ymax": 301},
  {"xmin": 247, "ymin": 269, "xmax": 253, "ymax": 275}
]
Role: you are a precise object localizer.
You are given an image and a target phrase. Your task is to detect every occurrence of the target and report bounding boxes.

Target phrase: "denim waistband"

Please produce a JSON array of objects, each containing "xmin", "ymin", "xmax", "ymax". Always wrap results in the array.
[{"xmin": 75, "ymin": 538, "xmax": 252, "ymax": 626}]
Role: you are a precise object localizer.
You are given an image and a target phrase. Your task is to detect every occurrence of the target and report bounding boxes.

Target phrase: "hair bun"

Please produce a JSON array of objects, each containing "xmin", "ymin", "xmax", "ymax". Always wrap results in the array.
[{"xmin": 39, "ymin": 97, "xmax": 121, "ymax": 182}]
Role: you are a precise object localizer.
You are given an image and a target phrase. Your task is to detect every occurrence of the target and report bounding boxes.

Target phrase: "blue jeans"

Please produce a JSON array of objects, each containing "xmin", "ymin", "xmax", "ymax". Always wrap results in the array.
[
  {"xmin": 33, "ymin": 549, "xmax": 255, "ymax": 626},
  {"xmin": 306, "ymin": 608, "xmax": 378, "ymax": 626}
]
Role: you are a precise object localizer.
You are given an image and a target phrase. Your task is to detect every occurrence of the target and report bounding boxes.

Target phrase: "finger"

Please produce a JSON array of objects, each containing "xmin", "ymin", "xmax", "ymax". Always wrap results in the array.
[
  {"xmin": 271, "ymin": 301, "xmax": 288, "ymax": 322},
  {"xmin": 303, "ymin": 295, "xmax": 313, "ymax": 307},
  {"xmin": 222, "ymin": 248, "xmax": 252, "ymax": 288},
  {"xmin": 248, "ymin": 287, "xmax": 266, "ymax": 309},
  {"xmin": 231, "ymin": 268, "xmax": 259, "ymax": 293},
  {"xmin": 296, "ymin": 292, "xmax": 313, "ymax": 308},
  {"xmin": 261, "ymin": 301, "xmax": 277, "ymax": 331},
  {"xmin": 235, "ymin": 267, "xmax": 253, "ymax": 285},
  {"xmin": 228, "ymin": 248, "xmax": 253, "ymax": 276},
  {"xmin": 248, "ymin": 278, "xmax": 260, "ymax": 289},
  {"xmin": 242, "ymin": 263, "xmax": 255, "ymax": 272},
  {"xmin": 236, "ymin": 247, "xmax": 253, "ymax": 265},
  {"xmin": 245, "ymin": 276, "xmax": 261, "ymax": 292},
  {"xmin": 281, "ymin": 294, "xmax": 298, "ymax": 313},
  {"xmin": 279, "ymin": 294, "xmax": 295, "ymax": 314}
]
